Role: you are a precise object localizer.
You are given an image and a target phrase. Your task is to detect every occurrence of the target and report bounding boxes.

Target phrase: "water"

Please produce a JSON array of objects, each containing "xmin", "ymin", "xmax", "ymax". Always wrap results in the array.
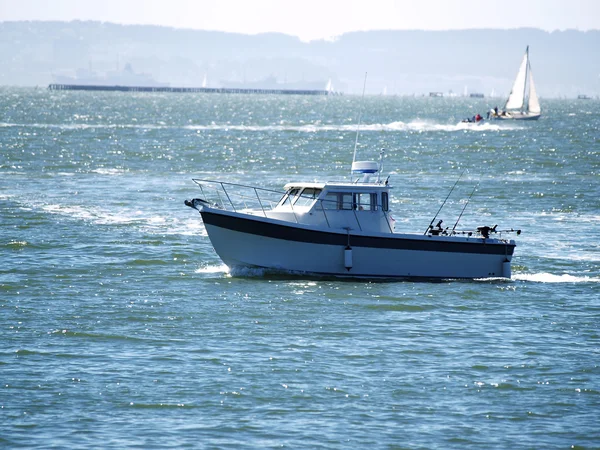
[{"xmin": 1, "ymin": 87, "xmax": 599, "ymax": 449}]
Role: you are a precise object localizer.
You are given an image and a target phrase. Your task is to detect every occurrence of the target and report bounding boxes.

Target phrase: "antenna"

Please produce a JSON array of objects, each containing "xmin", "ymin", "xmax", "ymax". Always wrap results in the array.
[
  {"xmin": 377, "ymin": 148, "xmax": 385, "ymax": 183},
  {"xmin": 424, "ymin": 169, "xmax": 466, "ymax": 235},
  {"xmin": 451, "ymin": 182, "xmax": 478, "ymax": 234},
  {"xmin": 351, "ymin": 72, "xmax": 368, "ymax": 176}
]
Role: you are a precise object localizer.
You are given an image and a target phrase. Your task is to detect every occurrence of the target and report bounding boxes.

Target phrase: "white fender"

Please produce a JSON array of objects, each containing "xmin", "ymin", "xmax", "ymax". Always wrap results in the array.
[{"xmin": 344, "ymin": 246, "xmax": 353, "ymax": 271}]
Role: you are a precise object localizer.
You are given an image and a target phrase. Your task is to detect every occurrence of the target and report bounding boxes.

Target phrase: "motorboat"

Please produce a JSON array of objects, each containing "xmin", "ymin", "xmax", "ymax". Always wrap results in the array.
[
  {"xmin": 185, "ymin": 154, "xmax": 520, "ymax": 280},
  {"xmin": 461, "ymin": 114, "xmax": 484, "ymax": 124},
  {"xmin": 490, "ymin": 46, "xmax": 541, "ymax": 121}
]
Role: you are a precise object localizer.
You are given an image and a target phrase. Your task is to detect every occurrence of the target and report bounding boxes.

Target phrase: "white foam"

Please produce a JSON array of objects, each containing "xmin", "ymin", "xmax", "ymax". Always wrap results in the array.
[
  {"xmin": 513, "ymin": 273, "xmax": 600, "ymax": 283},
  {"xmin": 0, "ymin": 122, "xmax": 166, "ymax": 130},
  {"xmin": 27, "ymin": 199, "xmax": 205, "ymax": 236},
  {"xmin": 91, "ymin": 168, "xmax": 130, "ymax": 175},
  {"xmin": 573, "ymin": 255, "xmax": 600, "ymax": 263},
  {"xmin": 195, "ymin": 264, "xmax": 229, "ymax": 274}
]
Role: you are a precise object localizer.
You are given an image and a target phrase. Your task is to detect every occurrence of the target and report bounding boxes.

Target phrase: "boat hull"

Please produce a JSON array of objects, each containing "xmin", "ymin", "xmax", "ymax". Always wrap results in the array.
[
  {"xmin": 490, "ymin": 112, "xmax": 541, "ymax": 121},
  {"xmin": 199, "ymin": 208, "xmax": 515, "ymax": 280}
]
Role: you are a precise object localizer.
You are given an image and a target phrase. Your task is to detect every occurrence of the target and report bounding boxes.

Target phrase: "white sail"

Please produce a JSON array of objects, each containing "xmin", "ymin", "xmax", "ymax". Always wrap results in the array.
[
  {"xmin": 505, "ymin": 51, "xmax": 528, "ymax": 110},
  {"xmin": 492, "ymin": 46, "xmax": 541, "ymax": 120},
  {"xmin": 527, "ymin": 67, "xmax": 541, "ymax": 114}
]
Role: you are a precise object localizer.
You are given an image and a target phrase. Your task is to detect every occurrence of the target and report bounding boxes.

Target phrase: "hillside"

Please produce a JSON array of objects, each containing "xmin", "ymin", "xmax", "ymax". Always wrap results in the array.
[{"xmin": 0, "ymin": 21, "xmax": 598, "ymax": 97}]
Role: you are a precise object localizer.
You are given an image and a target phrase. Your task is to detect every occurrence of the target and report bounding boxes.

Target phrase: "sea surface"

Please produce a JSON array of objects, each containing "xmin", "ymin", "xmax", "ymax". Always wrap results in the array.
[{"xmin": 1, "ymin": 87, "xmax": 599, "ymax": 449}]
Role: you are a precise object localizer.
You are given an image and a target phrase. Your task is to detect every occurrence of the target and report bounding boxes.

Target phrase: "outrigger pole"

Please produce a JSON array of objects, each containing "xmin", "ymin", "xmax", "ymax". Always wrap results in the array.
[
  {"xmin": 424, "ymin": 169, "xmax": 466, "ymax": 235},
  {"xmin": 451, "ymin": 182, "xmax": 478, "ymax": 234}
]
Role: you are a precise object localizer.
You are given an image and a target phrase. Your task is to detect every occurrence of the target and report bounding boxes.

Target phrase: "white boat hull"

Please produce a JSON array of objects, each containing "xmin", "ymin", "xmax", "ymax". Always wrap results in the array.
[
  {"xmin": 199, "ymin": 208, "xmax": 515, "ymax": 280},
  {"xmin": 490, "ymin": 112, "xmax": 541, "ymax": 121}
]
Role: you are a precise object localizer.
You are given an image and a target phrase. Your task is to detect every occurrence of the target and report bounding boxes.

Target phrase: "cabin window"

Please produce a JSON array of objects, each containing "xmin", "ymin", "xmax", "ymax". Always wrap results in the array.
[
  {"xmin": 277, "ymin": 192, "xmax": 287, "ymax": 206},
  {"xmin": 320, "ymin": 192, "xmax": 338, "ymax": 210},
  {"xmin": 320, "ymin": 192, "xmax": 383, "ymax": 211},
  {"xmin": 319, "ymin": 192, "xmax": 383, "ymax": 211},
  {"xmin": 353, "ymin": 193, "xmax": 376, "ymax": 211},
  {"xmin": 276, "ymin": 193, "xmax": 288, "ymax": 207},
  {"xmin": 295, "ymin": 188, "xmax": 322, "ymax": 207},
  {"xmin": 290, "ymin": 188, "xmax": 302, "ymax": 205},
  {"xmin": 382, "ymin": 192, "xmax": 389, "ymax": 211},
  {"xmin": 322, "ymin": 192, "xmax": 352, "ymax": 210},
  {"xmin": 340, "ymin": 193, "xmax": 353, "ymax": 210},
  {"xmin": 277, "ymin": 188, "xmax": 301, "ymax": 208}
]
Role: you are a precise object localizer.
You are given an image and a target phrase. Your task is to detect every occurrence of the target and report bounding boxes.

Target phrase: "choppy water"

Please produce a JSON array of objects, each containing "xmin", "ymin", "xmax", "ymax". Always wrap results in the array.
[{"xmin": 1, "ymin": 87, "xmax": 599, "ymax": 449}]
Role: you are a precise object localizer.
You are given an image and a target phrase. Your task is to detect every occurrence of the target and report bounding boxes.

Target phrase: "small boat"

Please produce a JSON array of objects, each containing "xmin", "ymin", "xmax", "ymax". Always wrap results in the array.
[
  {"xmin": 490, "ymin": 46, "xmax": 541, "ymax": 121},
  {"xmin": 185, "ymin": 154, "xmax": 520, "ymax": 280},
  {"xmin": 461, "ymin": 113, "xmax": 484, "ymax": 124}
]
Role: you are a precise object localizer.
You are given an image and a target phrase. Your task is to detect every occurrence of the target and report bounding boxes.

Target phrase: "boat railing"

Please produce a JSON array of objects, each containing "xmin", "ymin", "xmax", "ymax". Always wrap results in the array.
[{"xmin": 192, "ymin": 179, "xmax": 285, "ymax": 216}]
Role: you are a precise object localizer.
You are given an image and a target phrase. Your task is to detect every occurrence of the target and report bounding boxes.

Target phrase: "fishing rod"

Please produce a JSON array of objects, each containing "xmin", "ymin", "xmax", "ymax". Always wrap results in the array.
[
  {"xmin": 351, "ymin": 72, "xmax": 368, "ymax": 178},
  {"xmin": 451, "ymin": 182, "xmax": 478, "ymax": 234},
  {"xmin": 424, "ymin": 169, "xmax": 466, "ymax": 235}
]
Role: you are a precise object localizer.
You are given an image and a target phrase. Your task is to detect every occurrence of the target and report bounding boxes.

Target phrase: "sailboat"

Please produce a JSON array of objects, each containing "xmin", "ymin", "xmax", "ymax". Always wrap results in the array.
[{"xmin": 490, "ymin": 46, "xmax": 541, "ymax": 120}]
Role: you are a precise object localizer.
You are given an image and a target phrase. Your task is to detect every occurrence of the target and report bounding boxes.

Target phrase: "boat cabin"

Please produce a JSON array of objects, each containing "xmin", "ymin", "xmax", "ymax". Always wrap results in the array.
[{"xmin": 265, "ymin": 162, "xmax": 395, "ymax": 233}]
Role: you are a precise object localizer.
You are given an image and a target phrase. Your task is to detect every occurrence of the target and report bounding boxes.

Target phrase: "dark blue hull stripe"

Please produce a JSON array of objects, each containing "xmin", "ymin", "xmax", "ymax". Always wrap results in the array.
[{"xmin": 201, "ymin": 210, "xmax": 515, "ymax": 256}]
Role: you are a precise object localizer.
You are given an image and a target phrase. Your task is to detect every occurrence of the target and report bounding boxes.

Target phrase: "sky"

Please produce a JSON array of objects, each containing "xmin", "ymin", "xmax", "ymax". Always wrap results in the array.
[{"xmin": 1, "ymin": 0, "xmax": 599, "ymax": 41}]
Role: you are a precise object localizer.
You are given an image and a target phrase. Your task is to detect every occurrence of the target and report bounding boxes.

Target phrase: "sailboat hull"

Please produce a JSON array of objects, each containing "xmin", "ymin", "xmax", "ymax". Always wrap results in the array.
[
  {"xmin": 491, "ymin": 112, "xmax": 541, "ymax": 121},
  {"xmin": 515, "ymin": 113, "xmax": 541, "ymax": 121}
]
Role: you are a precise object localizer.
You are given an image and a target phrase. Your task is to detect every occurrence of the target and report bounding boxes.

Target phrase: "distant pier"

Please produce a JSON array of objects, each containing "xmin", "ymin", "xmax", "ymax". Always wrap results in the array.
[{"xmin": 48, "ymin": 84, "xmax": 332, "ymax": 96}]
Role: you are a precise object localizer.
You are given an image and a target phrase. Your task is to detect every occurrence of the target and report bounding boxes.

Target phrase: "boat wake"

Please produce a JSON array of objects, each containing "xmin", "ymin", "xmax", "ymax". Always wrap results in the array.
[
  {"xmin": 194, "ymin": 265, "xmax": 292, "ymax": 279},
  {"xmin": 513, "ymin": 272, "xmax": 600, "ymax": 283},
  {"xmin": 195, "ymin": 264, "xmax": 230, "ymax": 275},
  {"xmin": 402, "ymin": 120, "xmax": 519, "ymax": 132},
  {"xmin": 194, "ymin": 265, "xmax": 600, "ymax": 284},
  {"xmin": 9, "ymin": 195, "xmax": 205, "ymax": 237}
]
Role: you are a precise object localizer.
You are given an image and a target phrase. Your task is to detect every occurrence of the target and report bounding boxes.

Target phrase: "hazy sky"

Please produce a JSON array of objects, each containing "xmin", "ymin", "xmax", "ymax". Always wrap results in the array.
[{"xmin": 1, "ymin": 0, "xmax": 598, "ymax": 41}]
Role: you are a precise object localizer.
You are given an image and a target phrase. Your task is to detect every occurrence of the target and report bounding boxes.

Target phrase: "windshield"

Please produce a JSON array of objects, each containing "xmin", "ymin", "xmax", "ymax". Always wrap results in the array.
[
  {"xmin": 277, "ymin": 188, "xmax": 301, "ymax": 208},
  {"xmin": 295, "ymin": 188, "xmax": 322, "ymax": 207},
  {"xmin": 277, "ymin": 187, "xmax": 322, "ymax": 208}
]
